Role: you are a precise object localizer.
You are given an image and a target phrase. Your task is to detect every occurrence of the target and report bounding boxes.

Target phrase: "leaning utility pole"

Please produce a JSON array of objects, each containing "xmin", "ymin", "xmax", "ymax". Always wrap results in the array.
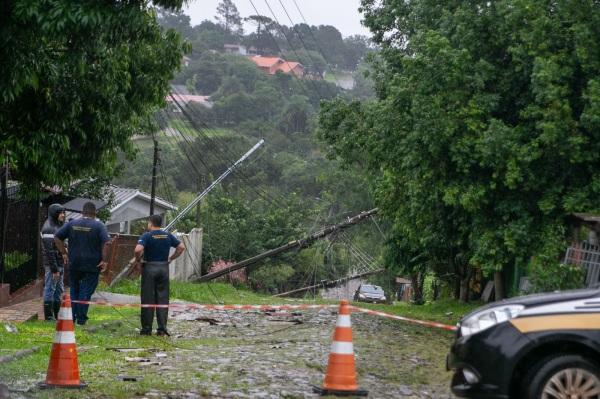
[
  {"xmin": 165, "ymin": 139, "xmax": 264, "ymax": 230},
  {"xmin": 109, "ymin": 139, "xmax": 265, "ymax": 288},
  {"xmin": 149, "ymin": 138, "xmax": 159, "ymax": 216},
  {"xmin": 194, "ymin": 208, "xmax": 379, "ymax": 283}
]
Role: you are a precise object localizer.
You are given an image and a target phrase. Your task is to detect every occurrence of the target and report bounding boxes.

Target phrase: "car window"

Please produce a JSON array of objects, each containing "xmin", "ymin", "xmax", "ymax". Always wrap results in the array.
[{"xmin": 360, "ymin": 285, "xmax": 384, "ymax": 294}]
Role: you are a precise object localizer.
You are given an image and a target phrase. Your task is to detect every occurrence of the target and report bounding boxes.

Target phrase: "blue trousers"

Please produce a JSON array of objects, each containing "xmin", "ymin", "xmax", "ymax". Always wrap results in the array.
[
  {"xmin": 43, "ymin": 267, "xmax": 64, "ymax": 302},
  {"xmin": 69, "ymin": 270, "xmax": 99, "ymax": 325}
]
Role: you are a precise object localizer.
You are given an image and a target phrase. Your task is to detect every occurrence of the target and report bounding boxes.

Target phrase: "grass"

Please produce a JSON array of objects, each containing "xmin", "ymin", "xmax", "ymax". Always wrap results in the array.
[
  {"xmin": 105, "ymin": 279, "xmax": 279, "ymax": 305},
  {"xmin": 323, "ymin": 70, "xmax": 353, "ymax": 83},
  {"xmin": 0, "ymin": 304, "xmax": 240, "ymax": 398},
  {"xmin": 352, "ymin": 298, "xmax": 482, "ymax": 325}
]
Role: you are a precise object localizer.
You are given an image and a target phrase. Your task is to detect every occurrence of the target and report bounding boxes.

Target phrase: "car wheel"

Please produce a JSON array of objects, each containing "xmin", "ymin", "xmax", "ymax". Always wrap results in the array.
[{"xmin": 522, "ymin": 354, "xmax": 600, "ymax": 399}]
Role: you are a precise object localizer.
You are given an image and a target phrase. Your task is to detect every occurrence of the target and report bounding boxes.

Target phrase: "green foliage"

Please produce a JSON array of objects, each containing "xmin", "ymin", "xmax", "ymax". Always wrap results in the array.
[
  {"xmin": 4, "ymin": 251, "xmax": 32, "ymax": 272},
  {"xmin": 1, "ymin": 0, "xmax": 189, "ymax": 191},
  {"xmin": 529, "ymin": 261, "xmax": 586, "ymax": 294},
  {"xmin": 113, "ymin": 15, "xmax": 382, "ymax": 296},
  {"xmin": 250, "ymin": 262, "xmax": 296, "ymax": 293},
  {"xmin": 215, "ymin": 0, "xmax": 243, "ymax": 36},
  {"xmin": 527, "ymin": 225, "xmax": 586, "ymax": 292},
  {"xmin": 319, "ymin": 0, "xmax": 600, "ymax": 297},
  {"xmin": 284, "ymin": 49, "xmax": 327, "ymax": 77},
  {"xmin": 67, "ymin": 177, "xmax": 116, "ymax": 222}
]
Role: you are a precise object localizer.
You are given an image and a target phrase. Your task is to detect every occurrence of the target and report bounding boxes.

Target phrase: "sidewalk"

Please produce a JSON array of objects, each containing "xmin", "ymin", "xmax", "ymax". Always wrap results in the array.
[{"xmin": 0, "ymin": 298, "xmax": 42, "ymax": 323}]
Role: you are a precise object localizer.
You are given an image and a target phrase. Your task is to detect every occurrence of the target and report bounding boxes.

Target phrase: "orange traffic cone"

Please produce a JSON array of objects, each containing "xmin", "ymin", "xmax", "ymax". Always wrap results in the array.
[
  {"xmin": 38, "ymin": 293, "xmax": 86, "ymax": 389},
  {"xmin": 313, "ymin": 300, "xmax": 367, "ymax": 396}
]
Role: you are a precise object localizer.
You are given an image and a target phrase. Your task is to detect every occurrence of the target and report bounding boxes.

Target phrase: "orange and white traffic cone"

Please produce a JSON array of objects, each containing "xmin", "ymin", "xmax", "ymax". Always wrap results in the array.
[
  {"xmin": 313, "ymin": 300, "xmax": 367, "ymax": 396},
  {"xmin": 38, "ymin": 293, "xmax": 86, "ymax": 389}
]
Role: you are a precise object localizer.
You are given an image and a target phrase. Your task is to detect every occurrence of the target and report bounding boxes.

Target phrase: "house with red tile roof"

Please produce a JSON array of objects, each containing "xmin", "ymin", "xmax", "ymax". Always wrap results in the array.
[{"xmin": 248, "ymin": 55, "xmax": 305, "ymax": 78}]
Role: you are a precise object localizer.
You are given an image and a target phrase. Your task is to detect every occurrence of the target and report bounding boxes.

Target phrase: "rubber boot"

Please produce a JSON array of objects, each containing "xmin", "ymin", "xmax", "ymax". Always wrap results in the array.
[
  {"xmin": 43, "ymin": 301, "xmax": 55, "ymax": 321},
  {"xmin": 52, "ymin": 301, "xmax": 61, "ymax": 320}
]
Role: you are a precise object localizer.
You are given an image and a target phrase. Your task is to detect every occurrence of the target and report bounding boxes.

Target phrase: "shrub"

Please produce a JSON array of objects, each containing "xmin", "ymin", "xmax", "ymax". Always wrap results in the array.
[{"xmin": 529, "ymin": 259, "xmax": 585, "ymax": 293}]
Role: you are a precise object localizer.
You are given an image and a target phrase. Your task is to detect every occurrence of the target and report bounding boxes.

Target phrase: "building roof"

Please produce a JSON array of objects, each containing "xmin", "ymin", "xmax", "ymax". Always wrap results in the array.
[
  {"xmin": 62, "ymin": 198, "xmax": 107, "ymax": 213},
  {"xmin": 279, "ymin": 61, "xmax": 303, "ymax": 73},
  {"xmin": 249, "ymin": 55, "xmax": 283, "ymax": 68},
  {"xmin": 396, "ymin": 277, "xmax": 412, "ymax": 285},
  {"xmin": 65, "ymin": 185, "xmax": 177, "ymax": 222},
  {"xmin": 248, "ymin": 56, "xmax": 304, "ymax": 76},
  {"xmin": 110, "ymin": 185, "xmax": 177, "ymax": 214}
]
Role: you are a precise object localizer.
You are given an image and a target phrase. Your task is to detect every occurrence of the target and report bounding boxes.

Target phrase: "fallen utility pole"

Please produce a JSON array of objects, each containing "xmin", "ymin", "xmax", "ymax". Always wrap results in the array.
[
  {"xmin": 273, "ymin": 268, "xmax": 385, "ymax": 297},
  {"xmin": 109, "ymin": 139, "xmax": 265, "ymax": 288},
  {"xmin": 194, "ymin": 208, "xmax": 379, "ymax": 283}
]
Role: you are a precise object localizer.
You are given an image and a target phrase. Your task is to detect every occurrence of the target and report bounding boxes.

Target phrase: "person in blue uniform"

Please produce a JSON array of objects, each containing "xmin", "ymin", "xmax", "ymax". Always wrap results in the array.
[
  {"xmin": 41, "ymin": 204, "xmax": 66, "ymax": 321},
  {"xmin": 54, "ymin": 202, "xmax": 110, "ymax": 325},
  {"xmin": 134, "ymin": 214, "xmax": 185, "ymax": 336}
]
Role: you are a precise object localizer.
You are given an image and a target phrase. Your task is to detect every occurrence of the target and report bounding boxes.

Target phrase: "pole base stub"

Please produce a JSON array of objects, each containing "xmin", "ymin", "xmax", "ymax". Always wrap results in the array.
[
  {"xmin": 38, "ymin": 381, "xmax": 87, "ymax": 389},
  {"xmin": 312, "ymin": 384, "xmax": 368, "ymax": 397}
]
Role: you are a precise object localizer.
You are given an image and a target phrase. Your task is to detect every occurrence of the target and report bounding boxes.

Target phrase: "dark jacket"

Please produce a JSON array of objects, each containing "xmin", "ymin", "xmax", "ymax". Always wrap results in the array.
[{"xmin": 41, "ymin": 204, "xmax": 65, "ymax": 273}]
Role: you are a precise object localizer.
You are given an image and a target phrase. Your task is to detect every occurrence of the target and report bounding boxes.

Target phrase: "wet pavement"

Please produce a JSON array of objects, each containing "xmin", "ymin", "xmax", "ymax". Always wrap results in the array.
[{"xmin": 132, "ymin": 305, "xmax": 455, "ymax": 398}]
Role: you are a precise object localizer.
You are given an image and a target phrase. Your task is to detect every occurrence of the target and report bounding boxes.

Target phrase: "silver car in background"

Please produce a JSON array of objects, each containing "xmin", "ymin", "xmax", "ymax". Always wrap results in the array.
[{"xmin": 353, "ymin": 284, "xmax": 387, "ymax": 304}]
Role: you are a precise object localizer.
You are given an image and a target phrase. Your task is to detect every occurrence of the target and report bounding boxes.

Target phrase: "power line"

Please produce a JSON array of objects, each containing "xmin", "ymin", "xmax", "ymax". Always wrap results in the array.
[
  {"xmin": 246, "ymin": 0, "xmax": 326, "ymax": 100},
  {"xmin": 167, "ymin": 92, "xmax": 291, "ymax": 209},
  {"xmin": 290, "ymin": 0, "xmax": 343, "ymax": 87},
  {"xmin": 260, "ymin": 0, "xmax": 327, "ymax": 98},
  {"xmin": 276, "ymin": 0, "xmax": 340, "ymax": 92}
]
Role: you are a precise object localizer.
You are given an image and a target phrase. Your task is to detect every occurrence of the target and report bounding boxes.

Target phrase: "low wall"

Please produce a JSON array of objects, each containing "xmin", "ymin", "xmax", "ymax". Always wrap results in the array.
[
  {"xmin": 0, "ymin": 279, "xmax": 44, "ymax": 308},
  {"xmin": 169, "ymin": 228, "xmax": 203, "ymax": 282},
  {"xmin": 105, "ymin": 229, "xmax": 203, "ymax": 284}
]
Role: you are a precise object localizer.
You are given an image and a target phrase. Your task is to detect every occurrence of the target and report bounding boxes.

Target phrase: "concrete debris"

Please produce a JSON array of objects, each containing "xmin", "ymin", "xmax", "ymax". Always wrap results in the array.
[
  {"xmin": 118, "ymin": 375, "xmax": 140, "ymax": 382},
  {"xmin": 125, "ymin": 357, "xmax": 151, "ymax": 362},
  {"xmin": 108, "ymin": 348, "xmax": 147, "ymax": 352},
  {"xmin": 3, "ymin": 324, "xmax": 17, "ymax": 333},
  {"xmin": 192, "ymin": 317, "xmax": 220, "ymax": 325}
]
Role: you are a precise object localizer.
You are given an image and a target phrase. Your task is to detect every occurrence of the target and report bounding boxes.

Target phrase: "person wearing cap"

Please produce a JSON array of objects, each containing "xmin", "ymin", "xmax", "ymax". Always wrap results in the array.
[
  {"xmin": 41, "ymin": 203, "xmax": 67, "ymax": 321},
  {"xmin": 54, "ymin": 201, "xmax": 111, "ymax": 325},
  {"xmin": 133, "ymin": 214, "xmax": 185, "ymax": 336}
]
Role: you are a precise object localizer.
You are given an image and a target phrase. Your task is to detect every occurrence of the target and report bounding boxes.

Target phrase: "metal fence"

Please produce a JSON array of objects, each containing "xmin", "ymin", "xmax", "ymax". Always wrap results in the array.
[
  {"xmin": 1, "ymin": 198, "xmax": 40, "ymax": 293},
  {"xmin": 563, "ymin": 242, "xmax": 600, "ymax": 287}
]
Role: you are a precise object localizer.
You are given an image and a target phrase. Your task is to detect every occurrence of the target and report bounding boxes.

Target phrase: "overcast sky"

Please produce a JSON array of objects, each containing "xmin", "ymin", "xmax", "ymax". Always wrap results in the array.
[{"xmin": 183, "ymin": 0, "xmax": 371, "ymax": 38}]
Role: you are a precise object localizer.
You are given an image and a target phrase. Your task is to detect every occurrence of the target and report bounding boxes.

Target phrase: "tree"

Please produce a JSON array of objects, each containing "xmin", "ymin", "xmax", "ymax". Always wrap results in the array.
[
  {"xmin": 157, "ymin": 8, "xmax": 193, "ymax": 39},
  {"xmin": 244, "ymin": 15, "xmax": 278, "ymax": 54},
  {"xmin": 342, "ymin": 35, "xmax": 373, "ymax": 70},
  {"xmin": 313, "ymin": 25, "xmax": 345, "ymax": 67},
  {"xmin": 279, "ymin": 95, "xmax": 312, "ymax": 134},
  {"xmin": 188, "ymin": 20, "xmax": 228, "ymax": 58},
  {"xmin": 320, "ymin": 0, "xmax": 600, "ymax": 301},
  {"xmin": 215, "ymin": 0, "xmax": 243, "ymax": 36},
  {"xmin": 0, "ymin": 0, "xmax": 188, "ymax": 192},
  {"xmin": 284, "ymin": 49, "xmax": 327, "ymax": 77}
]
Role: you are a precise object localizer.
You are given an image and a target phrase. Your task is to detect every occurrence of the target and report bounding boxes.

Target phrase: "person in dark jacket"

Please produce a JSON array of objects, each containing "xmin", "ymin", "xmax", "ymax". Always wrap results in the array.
[
  {"xmin": 54, "ymin": 202, "xmax": 110, "ymax": 325},
  {"xmin": 134, "ymin": 214, "xmax": 185, "ymax": 336},
  {"xmin": 41, "ymin": 203, "xmax": 66, "ymax": 321}
]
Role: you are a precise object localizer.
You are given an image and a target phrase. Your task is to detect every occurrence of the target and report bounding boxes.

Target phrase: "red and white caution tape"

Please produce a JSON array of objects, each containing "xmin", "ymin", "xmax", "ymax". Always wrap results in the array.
[
  {"xmin": 71, "ymin": 300, "xmax": 337, "ymax": 311},
  {"xmin": 72, "ymin": 300, "xmax": 457, "ymax": 331},
  {"xmin": 350, "ymin": 306, "xmax": 457, "ymax": 331}
]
